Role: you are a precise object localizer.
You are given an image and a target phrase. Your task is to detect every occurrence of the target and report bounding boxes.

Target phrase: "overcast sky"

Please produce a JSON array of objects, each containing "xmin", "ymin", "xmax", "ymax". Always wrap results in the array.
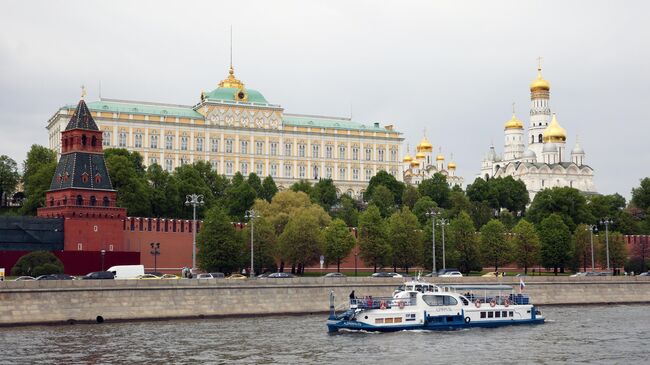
[{"xmin": 1, "ymin": 0, "xmax": 648, "ymax": 199}]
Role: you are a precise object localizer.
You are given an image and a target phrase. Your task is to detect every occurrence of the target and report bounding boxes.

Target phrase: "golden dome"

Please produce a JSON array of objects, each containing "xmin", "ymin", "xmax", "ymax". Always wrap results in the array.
[
  {"xmin": 530, "ymin": 68, "xmax": 550, "ymax": 92},
  {"xmin": 504, "ymin": 113, "xmax": 524, "ymax": 130},
  {"xmin": 448, "ymin": 161, "xmax": 456, "ymax": 169},
  {"xmin": 436, "ymin": 154, "xmax": 445, "ymax": 161},
  {"xmin": 410, "ymin": 159, "xmax": 420, "ymax": 168},
  {"xmin": 219, "ymin": 66, "xmax": 245, "ymax": 89},
  {"xmin": 543, "ymin": 114, "xmax": 567, "ymax": 143},
  {"xmin": 403, "ymin": 153, "xmax": 413, "ymax": 163},
  {"xmin": 416, "ymin": 136, "xmax": 433, "ymax": 152},
  {"xmin": 415, "ymin": 151, "xmax": 426, "ymax": 160}
]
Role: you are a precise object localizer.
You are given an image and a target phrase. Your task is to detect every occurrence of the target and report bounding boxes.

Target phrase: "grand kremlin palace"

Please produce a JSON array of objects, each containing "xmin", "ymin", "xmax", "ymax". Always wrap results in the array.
[{"xmin": 46, "ymin": 66, "xmax": 404, "ymax": 198}]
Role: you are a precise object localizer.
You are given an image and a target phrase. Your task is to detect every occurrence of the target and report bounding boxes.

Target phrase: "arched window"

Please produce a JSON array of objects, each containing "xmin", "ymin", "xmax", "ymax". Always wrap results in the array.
[
  {"xmin": 103, "ymin": 196, "xmax": 110, "ymax": 207},
  {"xmin": 538, "ymin": 134, "xmax": 543, "ymax": 143},
  {"xmin": 82, "ymin": 134, "xmax": 87, "ymax": 146},
  {"xmin": 63, "ymin": 196, "xmax": 67, "ymax": 205},
  {"xmin": 76, "ymin": 195, "xmax": 83, "ymax": 206},
  {"xmin": 91, "ymin": 135, "xmax": 97, "ymax": 147},
  {"xmin": 531, "ymin": 135, "xmax": 535, "ymax": 144},
  {"xmin": 90, "ymin": 196, "xmax": 97, "ymax": 206}
]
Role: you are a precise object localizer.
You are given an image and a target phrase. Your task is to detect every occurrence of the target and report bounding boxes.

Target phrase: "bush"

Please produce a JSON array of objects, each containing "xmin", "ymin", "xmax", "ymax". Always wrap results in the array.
[
  {"xmin": 11, "ymin": 251, "xmax": 64, "ymax": 276},
  {"xmin": 624, "ymin": 257, "xmax": 648, "ymax": 274}
]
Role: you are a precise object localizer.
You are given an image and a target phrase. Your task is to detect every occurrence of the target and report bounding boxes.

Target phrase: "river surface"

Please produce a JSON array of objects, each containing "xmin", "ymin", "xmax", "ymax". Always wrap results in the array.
[{"xmin": 0, "ymin": 305, "xmax": 648, "ymax": 364}]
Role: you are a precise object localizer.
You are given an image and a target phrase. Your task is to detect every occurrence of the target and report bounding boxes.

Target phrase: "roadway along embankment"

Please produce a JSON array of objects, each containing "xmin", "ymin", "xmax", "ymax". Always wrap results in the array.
[{"xmin": 1, "ymin": 276, "xmax": 649, "ymax": 326}]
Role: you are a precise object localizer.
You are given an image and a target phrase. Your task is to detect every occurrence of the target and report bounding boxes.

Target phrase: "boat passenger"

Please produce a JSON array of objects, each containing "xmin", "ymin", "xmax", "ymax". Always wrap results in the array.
[{"xmin": 349, "ymin": 290, "xmax": 356, "ymax": 300}]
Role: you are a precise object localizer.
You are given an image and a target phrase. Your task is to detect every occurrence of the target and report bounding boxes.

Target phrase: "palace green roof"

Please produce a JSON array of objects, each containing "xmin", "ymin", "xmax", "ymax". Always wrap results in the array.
[
  {"xmin": 283, "ymin": 114, "xmax": 394, "ymax": 132},
  {"xmin": 63, "ymin": 100, "xmax": 203, "ymax": 119},
  {"xmin": 203, "ymin": 87, "xmax": 269, "ymax": 104}
]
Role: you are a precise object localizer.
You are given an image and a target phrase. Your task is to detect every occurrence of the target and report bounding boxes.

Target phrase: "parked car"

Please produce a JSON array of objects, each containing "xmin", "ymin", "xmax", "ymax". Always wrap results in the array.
[
  {"xmin": 639, "ymin": 272, "xmax": 650, "ymax": 276},
  {"xmin": 82, "ymin": 271, "xmax": 115, "ymax": 280},
  {"xmin": 226, "ymin": 274, "xmax": 248, "ymax": 280},
  {"xmin": 371, "ymin": 272, "xmax": 402, "ymax": 278},
  {"xmin": 145, "ymin": 272, "xmax": 163, "ymax": 277},
  {"xmin": 14, "ymin": 276, "xmax": 35, "ymax": 281},
  {"xmin": 35, "ymin": 274, "xmax": 75, "ymax": 280},
  {"xmin": 439, "ymin": 271, "xmax": 463, "ymax": 278},
  {"xmin": 437, "ymin": 268, "xmax": 460, "ymax": 276},
  {"xmin": 196, "ymin": 272, "xmax": 225, "ymax": 279},
  {"xmin": 256, "ymin": 272, "xmax": 271, "ymax": 278},
  {"xmin": 266, "ymin": 272, "xmax": 296, "ymax": 278},
  {"xmin": 324, "ymin": 272, "xmax": 346, "ymax": 278},
  {"xmin": 107, "ymin": 265, "xmax": 145, "ymax": 280},
  {"xmin": 134, "ymin": 274, "xmax": 161, "ymax": 280},
  {"xmin": 161, "ymin": 274, "xmax": 180, "ymax": 279}
]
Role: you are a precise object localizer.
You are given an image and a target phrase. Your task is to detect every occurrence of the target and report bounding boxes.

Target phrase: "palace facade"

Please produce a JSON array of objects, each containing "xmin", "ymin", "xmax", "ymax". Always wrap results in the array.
[{"xmin": 46, "ymin": 66, "xmax": 403, "ymax": 198}]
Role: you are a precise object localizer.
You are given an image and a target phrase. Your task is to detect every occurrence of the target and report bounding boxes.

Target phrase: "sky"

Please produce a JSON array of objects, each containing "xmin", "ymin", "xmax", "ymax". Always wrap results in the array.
[{"xmin": 1, "ymin": 0, "xmax": 648, "ymax": 200}]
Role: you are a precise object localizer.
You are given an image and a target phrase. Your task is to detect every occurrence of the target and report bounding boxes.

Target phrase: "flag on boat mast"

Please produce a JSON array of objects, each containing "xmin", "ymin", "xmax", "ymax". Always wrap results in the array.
[{"xmin": 519, "ymin": 278, "xmax": 526, "ymax": 293}]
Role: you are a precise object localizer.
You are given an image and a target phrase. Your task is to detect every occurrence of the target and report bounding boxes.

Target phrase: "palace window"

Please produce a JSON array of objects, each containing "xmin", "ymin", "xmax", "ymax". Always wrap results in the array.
[
  {"xmin": 352, "ymin": 147, "xmax": 359, "ymax": 160},
  {"xmin": 196, "ymin": 137, "xmax": 204, "ymax": 152},
  {"xmin": 270, "ymin": 163, "xmax": 278, "ymax": 177},
  {"xmin": 312, "ymin": 144, "xmax": 320, "ymax": 158},
  {"xmin": 149, "ymin": 157, "xmax": 157, "ymax": 166},
  {"xmin": 150, "ymin": 135, "xmax": 158, "ymax": 149},
  {"xmin": 390, "ymin": 149, "xmax": 397, "ymax": 162},
  {"xmin": 102, "ymin": 131, "xmax": 111, "ymax": 146},
  {"xmin": 365, "ymin": 148, "xmax": 372, "ymax": 161},
  {"xmin": 339, "ymin": 145, "xmax": 346, "ymax": 160},
  {"xmin": 313, "ymin": 166, "xmax": 319, "ymax": 179},
  {"xmin": 180, "ymin": 157, "xmax": 188, "ymax": 166},
  {"xmin": 378, "ymin": 148, "xmax": 385, "ymax": 162},
  {"xmin": 298, "ymin": 144, "xmax": 306, "ymax": 158},
  {"xmin": 241, "ymin": 140, "xmax": 248, "ymax": 155},
  {"xmin": 339, "ymin": 167, "xmax": 347, "ymax": 180},
  {"xmin": 284, "ymin": 164, "xmax": 292, "ymax": 178},
  {"xmin": 256, "ymin": 141, "xmax": 264, "ymax": 155},
  {"xmin": 256, "ymin": 162, "xmax": 263, "ymax": 176},
  {"xmin": 298, "ymin": 165, "xmax": 306, "ymax": 178},
  {"xmin": 325, "ymin": 145, "xmax": 333, "ymax": 159},
  {"xmin": 352, "ymin": 168, "xmax": 359, "ymax": 180},
  {"xmin": 210, "ymin": 160, "xmax": 218, "ymax": 171},
  {"xmin": 165, "ymin": 158, "xmax": 173, "ymax": 172},
  {"xmin": 180, "ymin": 136, "xmax": 188, "ymax": 151},
  {"xmin": 118, "ymin": 132, "xmax": 127, "ymax": 147},
  {"xmin": 210, "ymin": 138, "xmax": 219, "ymax": 152},
  {"xmin": 326, "ymin": 167, "xmax": 333, "ymax": 179},
  {"xmin": 270, "ymin": 142, "xmax": 278, "ymax": 156},
  {"xmin": 284, "ymin": 143, "xmax": 293, "ymax": 157},
  {"xmin": 365, "ymin": 168, "xmax": 373, "ymax": 181},
  {"xmin": 225, "ymin": 139, "xmax": 233, "ymax": 153},
  {"xmin": 241, "ymin": 162, "xmax": 248, "ymax": 175},
  {"xmin": 165, "ymin": 135, "xmax": 174, "ymax": 150},
  {"xmin": 134, "ymin": 133, "xmax": 143, "ymax": 148},
  {"xmin": 226, "ymin": 161, "xmax": 233, "ymax": 175}
]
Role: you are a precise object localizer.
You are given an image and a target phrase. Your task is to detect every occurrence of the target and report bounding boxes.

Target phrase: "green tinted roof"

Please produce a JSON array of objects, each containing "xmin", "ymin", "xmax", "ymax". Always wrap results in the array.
[
  {"xmin": 203, "ymin": 87, "xmax": 268, "ymax": 104},
  {"xmin": 283, "ymin": 114, "xmax": 396, "ymax": 133},
  {"xmin": 62, "ymin": 100, "xmax": 203, "ymax": 119}
]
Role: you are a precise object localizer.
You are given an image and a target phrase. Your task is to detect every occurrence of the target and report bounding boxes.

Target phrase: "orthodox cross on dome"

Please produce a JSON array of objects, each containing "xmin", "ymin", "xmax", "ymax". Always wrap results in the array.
[
  {"xmin": 81, "ymin": 85, "xmax": 87, "ymax": 100},
  {"xmin": 537, "ymin": 56, "xmax": 543, "ymax": 71},
  {"xmin": 512, "ymin": 101, "xmax": 516, "ymax": 114}
]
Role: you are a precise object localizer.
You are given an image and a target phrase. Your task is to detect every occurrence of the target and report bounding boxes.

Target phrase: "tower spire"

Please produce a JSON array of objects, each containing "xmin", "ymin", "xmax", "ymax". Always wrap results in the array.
[
  {"xmin": 537, "ymin": 56, "xmax": 543, "ymax": 71},
  {"xmin": 230, "ymin": 25, "xmax": 233, "ymax": 70}
]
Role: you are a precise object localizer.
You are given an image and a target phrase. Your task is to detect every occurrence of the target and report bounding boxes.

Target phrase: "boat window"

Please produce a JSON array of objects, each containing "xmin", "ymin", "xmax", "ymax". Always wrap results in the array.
[
  {"xmin": 459, "ymin": 297, "xmax": 469, "ymax": 306},
  {"xmin": 394, "ymin": 317, "xmax": 403, "ymax": 323},
  {"xmin": 415, "ymin": 285, "xmax": 423, "ymax": 292},
  {"xmin": 375, "ymin": 318, "xmax": 384, "ymax": 324},
  {"xmin": 509, "ymin": 311, "xmax": 514, "ymax": 317},
  {"xmin": 385, "ymin": 318, "xmax": 394, "ymax": 324},
  {"xmin": 495, "ymin": 311, "xmax": 501, "ymax": 318},
  {"xmin": 488, "ymin": 312, "xmax": 494, "ymax": 318},
  {"xmin": 480, "ymin": 312, "xmax": 486, "ymax": 318},
  {"xmin": 422, "ymin": 295, "xmax": 458, "ymax": 306},
  {"xmin": 502, "ymin": 311, "xmax": 508, "ymax": 317}
]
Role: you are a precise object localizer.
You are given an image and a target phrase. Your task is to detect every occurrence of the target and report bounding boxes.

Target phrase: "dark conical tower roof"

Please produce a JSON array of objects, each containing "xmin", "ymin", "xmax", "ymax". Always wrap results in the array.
[{"xmin": 65, "ymin": 99, "xmax": 99, "ymax": 131}]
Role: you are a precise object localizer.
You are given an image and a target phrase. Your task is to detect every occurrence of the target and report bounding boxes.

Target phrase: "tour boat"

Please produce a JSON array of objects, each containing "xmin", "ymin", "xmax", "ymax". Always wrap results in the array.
[{"xmin": 327, "ymin": 280, "xmax": 544, "ymax": 332}]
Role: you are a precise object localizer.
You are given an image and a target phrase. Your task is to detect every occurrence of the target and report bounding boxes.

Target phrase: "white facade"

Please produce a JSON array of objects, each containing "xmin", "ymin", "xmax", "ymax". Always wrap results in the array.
[{"xmin": 402, "ymin": 137, "xmax": 464, "ymax": 188}]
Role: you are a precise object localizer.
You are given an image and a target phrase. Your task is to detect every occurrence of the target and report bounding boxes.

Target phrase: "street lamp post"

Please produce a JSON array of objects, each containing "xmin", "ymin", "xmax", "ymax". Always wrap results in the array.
[
  {"xmin": 100, "ymin": 249, "xmax": 106, "ymax": 271},
  {"xmin": 425, "ymin": 209, "xmax": 437, "ymax": 276},
  {"xmin": 437, "ymin": 218, "xmax": 449, "ymax": 270},
  {"xmin": 600, "ymin": 218, "xmax": 614, "ymax": 272},
  {"xmin": 586, "ymin": 225, "xmax": 597, "ymax": 272},
  {"xmin": 245, "ymin": 209, "xmax": 261, "ymax": 278},
  {"xmin": 185, "ymin": 194, "xmax": 204, "ymax": 271},
  {"xmin": 354, "ymin": 253, "xmax": 358, "ymax": 277},
  {"xmin": 150, "ymin": 242, "xmax": 160, "ymax": 272}
]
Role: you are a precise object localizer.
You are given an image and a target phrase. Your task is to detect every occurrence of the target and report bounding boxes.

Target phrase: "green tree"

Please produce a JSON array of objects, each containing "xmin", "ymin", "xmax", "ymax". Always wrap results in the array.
[
  {"xmin": 0, "ymin": 155, "xmax": 20, "ymax": 207},
  {"xmin": 20, "ymin": 145, "xmax": 57, "ymax": 215},
  {"xmin": 105, "ymin": 149, "xmax": 153, "ymax": 217},
  {"xmin": 447, "ymin": 190, "xmax": 472, "ymax": 219},
  {"xmin": 413, "ymin": 196, "xmax": 437, "ymax": 225},
  {"xmin": 587, "ymin": 194, "xmax": 626, "ymax": 220},
  {"xmin": 358, "ymin": 204, "xmax": 390, "ymax": 272},
  {"xmin": 324, "ymin": 219, "xmax": 356, "ymax": 272},
  {"xmin": 332, "ymin": 195, "xmax": 359, "ymax": 227},
  {"xmin": 538, "ymin": 213, "xmax": 572, "ymax": 275},
  {"xmin": 278, "ymin": 207, "xmax": 326, "ymax": 274},
  {"xmin": 290, "ymin": 179, "xmax": 313, "ymax": 195},
  {"xmin": 146, "ymin": 164, "xmax": 181, "ymax": 217},
  {"xmin": 527, "ymin": 187, "xmax": 594, "ymax": 232},
  {"xmin": 174, "ymin": 163, "xmax": 215, "ymax": 219},
  {"xmin": 466, "ymin": 177, "xmax": 498, "ymax": 207},
  {"xmin": 469, "ymin": 201, "xmax": 493, "ymax": 230},
  {"xmin": 311, "ymin": 178, "xmax": 338, "ymax": 211},
  {"xmin": 366, "ymin": 170, "xmax": 404, "ymax": 204},
  {"xmin": 401, "ymin": 185, "xmax": 421, "ymax": 210},
  {"xmin": 196, "ymin": 205, "xmax": 243, "ymax": 274},
  {"xmin": 598, "ymin": 231, "xmax": 628, "ymax": 272},
  {"xmin": 448, "ymin": 212, "xmax": 481, "ymax": 274},
  {"xmin": 370, "ymin": 184, "xmax": 395, "ymax": 218},
  {"xmin": 11, "ymin": 251, "xmax": 64, "ymax": 276},
  {"xmin": 479, "ymin": 219, "xmax": 511, "ymax": 272},
  {"xmin": 418, "ymin": 173, "xmax": 450, "ymax": 208},
  {"xmin": 104, "ymin": 148, "xmax": 145, "ymax": 175},
  {"xmin": 247, "ymin": 173, "xmax": 263, "ymax": 198},
  {"xmin": 261, "ymin": 176, "xmax": 278, "ymax": 202},
  {"xmin": 224, "ymin": 173, "xmax": 256, "ymax": 220},
  {"xmin": 253, "ymin": 190, "xmax": 312, "ymax": 235},
  {"xmin": 387, "ymin": 207, "xmax": 423, "ymax": 273},
  {"xmin": 512, "ymin": 219, "xmax": 541, "ymax": 274},
  {"xmin": 499, "ymin": 210, "xmax": 516, "ymax": 230},
  {"xmin": 631, "ymin": 178, "xmax": 650, "ymax": 211},
  {"xmin": 572, "ymin": 224, "xmax": 594, "ymax": 272},
  {"xmin": 494, "ymin": 176, "xmax": 529, "ymax": 213},
  {"xmin": 242, "ymin": 217, "xmax": 277, "ymax": 274}
]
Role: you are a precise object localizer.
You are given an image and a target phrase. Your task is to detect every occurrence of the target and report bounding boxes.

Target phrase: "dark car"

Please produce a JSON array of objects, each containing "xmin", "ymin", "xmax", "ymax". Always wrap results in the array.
[
  {"xmin": 266, "ymin": 272, "xmax": 296, "ymax": 278},
  {"xmin": 371, "ymin": 272, "xmax": 394, "ymax": 278},
  {"xmin": 82, "ymin": 271, "xmax": 115, "ymax": 280},
  {"xmin": 324, "ymin": 272, "xmax": 346, "ymax": 278},
  {"xmin": 35, "ymin": 274, "xmax": 75, "ymax": 280}
]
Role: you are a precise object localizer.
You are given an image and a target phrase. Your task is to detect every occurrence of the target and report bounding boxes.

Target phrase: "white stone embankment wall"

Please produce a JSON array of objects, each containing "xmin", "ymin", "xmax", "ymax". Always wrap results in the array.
[{"xmin": 1, "ymin": 276, "xmax": 649, "ymax": 326}]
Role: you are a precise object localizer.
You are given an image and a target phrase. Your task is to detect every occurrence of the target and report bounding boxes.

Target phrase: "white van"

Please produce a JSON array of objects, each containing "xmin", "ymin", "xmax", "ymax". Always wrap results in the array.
[{"xmin": 107, "ymin": 265, "xmax": 145, "ymax": 279}]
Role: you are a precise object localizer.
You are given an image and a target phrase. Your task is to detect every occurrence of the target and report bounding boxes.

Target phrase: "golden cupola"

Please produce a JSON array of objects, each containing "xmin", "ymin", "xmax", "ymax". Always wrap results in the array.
[
  {"xmin": 415, "ymin": 150, "xmax": 426, "ymax": 160},
  {"xmin": 447, "ymin": 161, "xmax": 456, "ymax": 170},
  {"xmin": 219, "ymin": 65, "xmax": 245, "ymax": 89},
  {"xmin": 410, "ymin": 159, "xmax": 420, "ymax": 168},
  {"xmin": 504, "ymin": 113, "xmax": 524, "ymax": 130},
  {"xmin": 436, "ymin": 153, "xmax": 445, "ymax": 161},
  {"xmin": 403, "ymin": 146, "xmax": 413, "ymax": 163},
  {"xmin": 543, "ymin": 114, "xmax": 567, "ymax": 143},
  {"xmin": 416, "ymin": 136, "xmax": 433, "ymax": 153},
  {"xmin": 530, "ymin": 67, "xmax": 550, "ymax": 92}
]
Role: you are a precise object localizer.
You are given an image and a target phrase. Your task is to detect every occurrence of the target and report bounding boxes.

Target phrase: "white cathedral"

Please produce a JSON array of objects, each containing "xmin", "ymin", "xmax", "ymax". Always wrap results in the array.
[
  {"xmin": 402, "ymin": 136, "xmax": 464, "ymax": 187},
  {"xmin": 479, "ymin": 65, "xmax": 597, "ymax": 200}
]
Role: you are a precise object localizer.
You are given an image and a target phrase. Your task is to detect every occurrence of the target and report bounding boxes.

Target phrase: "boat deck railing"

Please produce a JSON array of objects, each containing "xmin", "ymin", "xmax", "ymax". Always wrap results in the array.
[
  {"xmin": 464, "ymin": 293, "xmax": 530, "ymax": 305},
  {"xmin": 350, "ymin": 297, "xmax": 416, "ymax": 310}
]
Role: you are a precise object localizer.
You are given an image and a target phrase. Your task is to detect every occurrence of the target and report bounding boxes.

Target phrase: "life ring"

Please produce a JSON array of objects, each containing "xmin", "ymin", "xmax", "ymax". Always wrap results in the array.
[
  {"xmin": 504, "ymin": 298, "xmax": 510, "ymax": 307},
  {"xmin": 380, "ymin": 300, "xmax": 387, "ymax": 310},
  {"xmin": 489, "ymin": 299, "xmax": 496, "ymax": 307},
  {"xmin": 465, "ymin": 317, "xmax": 471, "ymax": 324},
  {"xmin": 399, "ymin": 301, "xmax": 405, "ymax": 309},
  {"xmin": 474, "ymin": 299, "xmax": 481, "ymax": 308}
]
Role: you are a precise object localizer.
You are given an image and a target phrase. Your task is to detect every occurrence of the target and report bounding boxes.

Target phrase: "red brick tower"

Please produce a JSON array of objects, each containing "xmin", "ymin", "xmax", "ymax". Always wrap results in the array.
[{"xmin": 38, "ymin": 94, "xmax": 127, "ymax": 251}]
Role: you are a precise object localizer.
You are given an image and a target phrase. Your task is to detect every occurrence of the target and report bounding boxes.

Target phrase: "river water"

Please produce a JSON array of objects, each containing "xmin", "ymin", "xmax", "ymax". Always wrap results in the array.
[{"xmin": 0, "ymin": 305, "xmax": 648, "ymax": 364}]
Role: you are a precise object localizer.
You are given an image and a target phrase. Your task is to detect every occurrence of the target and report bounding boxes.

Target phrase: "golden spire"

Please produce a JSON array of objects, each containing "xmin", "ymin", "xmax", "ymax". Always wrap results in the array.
[
  {"xmin": 416, "ymin": 129, "xmax": 433, "ymax": 152},
  {"xmin": 435, "ymin": 147, "xmax": 445, "ymax": 161},
  {"xmin": 530, "ymin": 57, "xmax": 550, "ymax": 92},
  {"xmin": 543, "ymin": 113, "xmax": 567, "ymax": 143},
  {"xmin": 218, "ymin": 26, "xmax": 245, "ymax": 89}
]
